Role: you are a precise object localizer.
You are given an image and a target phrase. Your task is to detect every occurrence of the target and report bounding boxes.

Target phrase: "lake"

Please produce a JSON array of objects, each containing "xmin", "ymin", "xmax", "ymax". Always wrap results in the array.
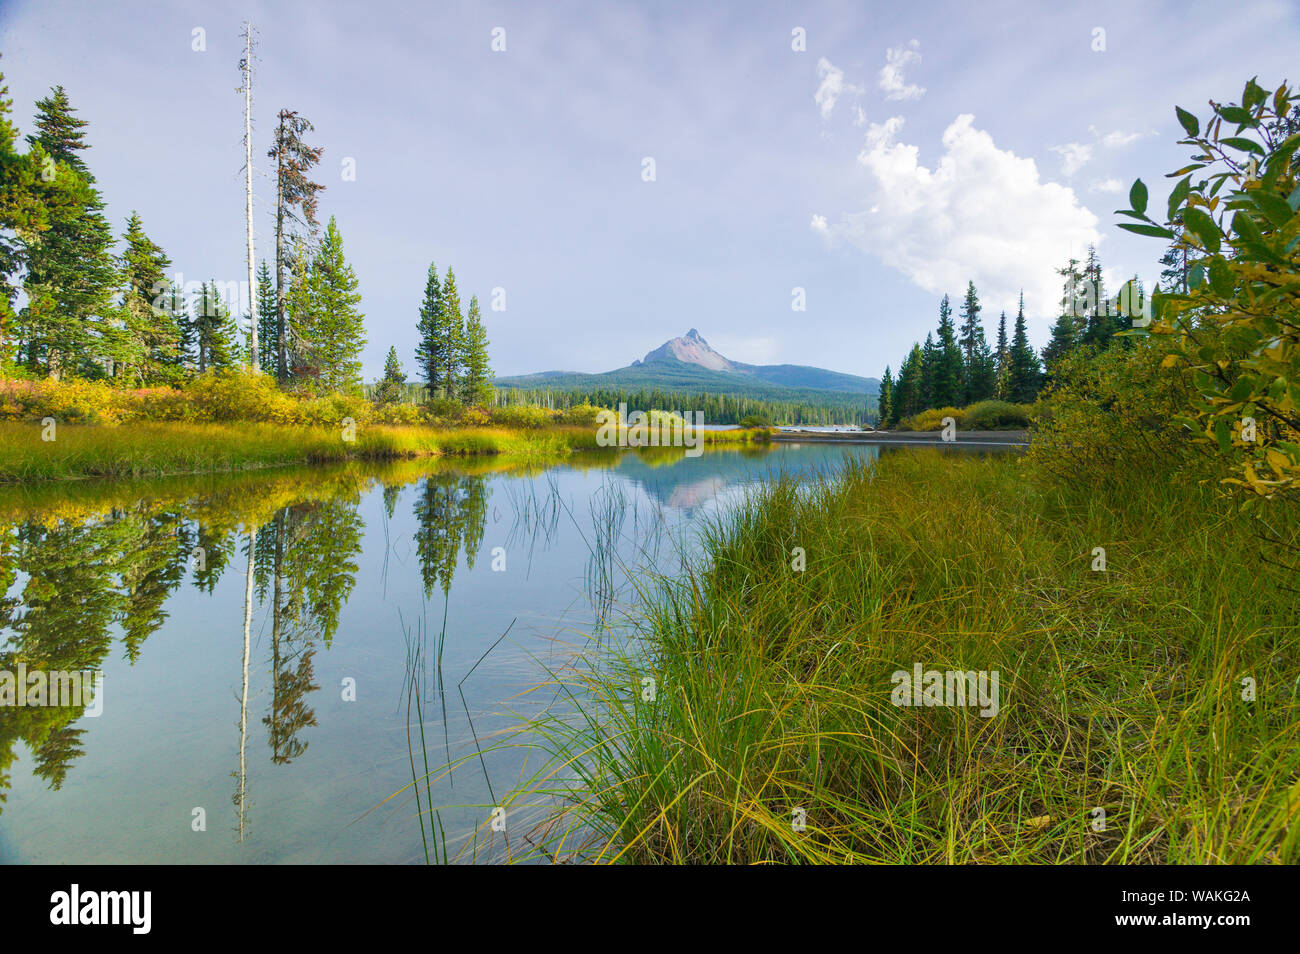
[{"xmin": 0, "ymin": 439, "xmax": 1012, "ymax": 864}]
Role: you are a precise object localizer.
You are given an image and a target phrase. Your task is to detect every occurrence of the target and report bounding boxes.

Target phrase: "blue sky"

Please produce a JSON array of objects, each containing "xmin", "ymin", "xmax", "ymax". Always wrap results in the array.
[{"xmin": 2, "ymin": 0, "xmax": 1297, "ymax": 380}]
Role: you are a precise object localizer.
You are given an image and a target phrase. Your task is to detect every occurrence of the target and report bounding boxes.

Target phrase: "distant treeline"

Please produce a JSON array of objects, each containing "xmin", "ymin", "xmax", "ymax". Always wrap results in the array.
[{"xmin": 491, "ymin": 386, "xmax": 872, "ymax": 426}]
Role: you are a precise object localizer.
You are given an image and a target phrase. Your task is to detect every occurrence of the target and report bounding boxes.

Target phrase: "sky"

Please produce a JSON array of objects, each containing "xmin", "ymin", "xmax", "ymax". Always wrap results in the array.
[{"xmin": 2, "ymin": 0, "xmax": 1298, "ymax": 381}]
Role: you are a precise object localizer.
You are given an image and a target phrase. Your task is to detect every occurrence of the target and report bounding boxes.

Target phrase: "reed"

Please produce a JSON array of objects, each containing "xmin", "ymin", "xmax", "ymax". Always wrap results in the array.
[{"xmin": 502, "ymin": 449, "xmax": 1300, "ymax": 863}]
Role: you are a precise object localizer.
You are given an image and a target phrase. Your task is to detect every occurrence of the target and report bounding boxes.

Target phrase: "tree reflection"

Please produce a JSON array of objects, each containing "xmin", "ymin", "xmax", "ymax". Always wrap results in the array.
[
  {"xmin": 0, "ymin": 475, "xmax": 367, "ymax": 817},
  {"xmin": 412, "ymin": 474, "xmax": 489, "ymax": 597}
]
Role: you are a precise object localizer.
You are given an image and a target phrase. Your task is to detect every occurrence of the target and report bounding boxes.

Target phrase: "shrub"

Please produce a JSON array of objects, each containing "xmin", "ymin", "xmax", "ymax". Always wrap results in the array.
[
  {"xmin": 1026, "ymin": 339, "xmax": 1195, "ymax": 489},
  {"xmin": 961, "ymin": 400, "xmax": 1032, "ymax": 430},
  {"xmin": 372, "ymin": 401, "xmax": 424, "ymax": 426},
  {"xmin": 557, "ymin": 402, "xmax": 603, "ymax": 427},
  {"xmin": 489, "ymin": 404, "xmax": 556, "ymax": 429},
  {"xmin": 898, "ymin": 406, "xmax": 963, "ymax": 431},
  {"xmin": 184, "ymin": 369, "xmax": 297, "ymax": 423},
  {"xmin": 1114, "ymin": 77, "xmax": 1300, "ymax": 501}
]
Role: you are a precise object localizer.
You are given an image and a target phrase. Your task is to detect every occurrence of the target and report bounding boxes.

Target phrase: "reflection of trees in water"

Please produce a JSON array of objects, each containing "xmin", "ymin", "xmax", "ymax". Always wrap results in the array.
[
  {"xmin": 0, "ymin": 489, "xmax": 366, "ymax": 816},
  {"xmin": 0, "ymin": 513, "xmax": 177, "ymax": 801},
  {"xmin": 252, "ymin": 499, "xmax": 363, "ymax": 764},
  {"xmin": 413, "ymin": 475, "xmax": 489, "ymax": 598}
]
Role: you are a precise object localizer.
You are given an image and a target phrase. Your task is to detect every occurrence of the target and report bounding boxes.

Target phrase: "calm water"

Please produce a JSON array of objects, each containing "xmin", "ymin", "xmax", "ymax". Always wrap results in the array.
[{"xmin": 0, "ymin": 440, "xmax": 1007, "ymax": 864}]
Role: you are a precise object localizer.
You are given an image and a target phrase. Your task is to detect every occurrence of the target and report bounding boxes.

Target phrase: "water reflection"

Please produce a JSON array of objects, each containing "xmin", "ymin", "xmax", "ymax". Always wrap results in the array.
[{"xmin": 0, "ymin": 440, "xmax": 1015, "ymax": 861}]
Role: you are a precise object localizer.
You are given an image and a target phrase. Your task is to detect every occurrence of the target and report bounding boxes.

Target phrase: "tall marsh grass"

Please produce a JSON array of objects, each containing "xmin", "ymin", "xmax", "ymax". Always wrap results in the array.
[{"xmin": 503, "ymin": 449, "xmax": 1300, "ymax": 863}]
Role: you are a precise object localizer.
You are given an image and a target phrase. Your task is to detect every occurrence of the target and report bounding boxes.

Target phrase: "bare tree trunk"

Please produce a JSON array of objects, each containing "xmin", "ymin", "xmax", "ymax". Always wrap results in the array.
[
  {"xmin": 241, "ymin": 23, "xmax": 259, "ymax": 372},
  {"xmin": 236, "ymin": 525, "xmax": 256, "ymax": 842},
  {"xmin": 274, "ymin": 126, "xmax": 287, "ymax": 382}
]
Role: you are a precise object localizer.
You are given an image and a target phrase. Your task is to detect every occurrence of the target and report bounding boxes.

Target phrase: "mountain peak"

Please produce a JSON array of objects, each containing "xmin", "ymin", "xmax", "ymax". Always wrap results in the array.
[{"xmin": 640, "ymin": 329, "xmax": 734, "ymax": 372}]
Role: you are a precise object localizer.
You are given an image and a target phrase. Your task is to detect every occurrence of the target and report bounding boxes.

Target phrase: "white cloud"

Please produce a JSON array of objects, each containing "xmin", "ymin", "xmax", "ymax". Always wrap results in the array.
[
  {"xmin": 810, "ymin": 213, "xmax": 829, "ymax": 233},
  {"xmin": 853, "ymin": 105, "xmax": 867, "ymax": 127},
  {"xmin": 814, "ymin": 57, "xmax": 863, "ymax": 119},
  {"xmin": 1049, "ymin": 142, "xmax": 1093, "ymax": 176},
  {"xmin": 1089, "ymin": 177, "xmax": 1124, "ymax": 194},
  {"xmin": 1088, "ymin": 125, "xmax": 1150, "ymax": 148},
  {"xmin": 878, "ymin": 40, "xmax": 925, "ymax": 101},
  {"xmin": 818, "ymin": 114, "xmax": 1100, "ymax": 317}
]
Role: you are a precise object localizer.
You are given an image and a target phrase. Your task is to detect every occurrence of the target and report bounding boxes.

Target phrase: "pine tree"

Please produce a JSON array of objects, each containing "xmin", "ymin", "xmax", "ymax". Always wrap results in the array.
[
  {"xmin": 972, "ymin": 334, "xmax": 996, "ymax": 403},
  {"xmin": 957, "ymin": 281, "xmax": 996, "ymax": 403},
  {"xmin": 919, "ymin": 333, "xmax": 937, "ymax": 409},
  {"xmin": 1158, "ymin": 241, "xmax": 1191, "ymax": 294},
  {"xmin": 375, "ymin": 346, "xmax": 406, "ymax": 404},
  {"xmin": 958, "ymin": 281, "xmax": 981, "ymax": 382},
  {"xmin": 877, "ymin": 365, "xmax": 893, "ymax": 427},
  {"xmin": 1043, "ymin": 259, "xmax": 1083, "ymax": 374},
  {"xmin": 285, "ymin": 238, "xmax": 315, "ymax": 378},
  {"xmin": 194, "ymin": 281, "xmax": 240, "ymax": 372},
  {"xmin": 0, "ymin": 58, "xmax": 58, "ymax": 365},
  {"xmin": 300, "ymin": 216, "xmax": 364, "ymax": 393},
  {"xmin": 1007, "ymin": 291, "xmax": 1040, "ymax": 403},
  {"xmin": 414, "ymin": 262, "xmax": 448, "ymax": 402},
  {"xmin": 169, "ymin": 283, "xmax": 195, "ymax": 371},
  {"xmin": 256, "ymin": 259, "xmax": 276, "ymax": 365},
  {"xmin": 116, "ymin": 212, "xmax": 182, "ymax": 384},
  {"xmin": 268, "ymin": 110, "xmax": 324, "ymax": 381},
  {"xmin": 893, "ymin": 344, "xmax": 925, "ymax": 424},
  {"xmin": 932, "ymin": 294, "xmax": 963, "ymax": 407},
  {"xmin": 19, "ymin": 86, "xmax": 117, "ymax": 379},
  {"xmin": 994, "ymin": 310, "xmax": 1009, "ymax": 399},
  {"xmin": 459, "ymin": 294, "xmax": 492, "ymax": 406},
  {"xmin": 1078, "ymin": 244, "xmax": 1113, "ymax": 349},
  {"xmin": 440, "ymin": 267, "xmax": 464, "ymax": 401}
]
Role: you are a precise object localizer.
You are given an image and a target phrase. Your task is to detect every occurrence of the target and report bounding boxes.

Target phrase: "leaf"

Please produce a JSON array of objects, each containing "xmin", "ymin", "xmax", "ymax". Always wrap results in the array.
[
  {"xmin": 1242, "ymin": 78, "xmax": 1268, "ymax": 110},
  {"xmin": 1208, "ymin": 258, "xmax": 1234, "ymax": 297},
  {"xmin": 1129, "ymin": 179, "xmax": 1148, "ymax": 216},
  {"xmin": 1181, "ymin": 207, "xmax": 1221, "ymax": 252},
  {"xmin": 1217, "ymin": 105, "xmax": 1254, "ymax": 125},
  {"xmin": 1215, "ymin": 419, "xmax": 1231, "ymax": 453},
  {"xmin": 1251, "ymin": 191, "xmax": 1295, "ymax": 227},
  {"xmin": 1167, "ymin": 163, "xmax": 1205, "ymax": 177},
  {"xmin": 1175, "ymin": 106, "xmax": 1200, "ymax": 137},
  {"xmin": 1219, "ymin": 136, "xmax": 1265, "ymax": 155},
  {"xmin": 1167, "ymin": 175, "xmax": 1192, "ymax": 221},
  {"xmin": 1231, "ymin": 210, "xmax": 1264, "ymax": 242},
  {"xmin": 1117, "ymin": 222, "xmax": 1175, "ymax": 239},
  {"xmin": 1288, "ymin": 183, "xmax": 1300, "ymax": 213}
]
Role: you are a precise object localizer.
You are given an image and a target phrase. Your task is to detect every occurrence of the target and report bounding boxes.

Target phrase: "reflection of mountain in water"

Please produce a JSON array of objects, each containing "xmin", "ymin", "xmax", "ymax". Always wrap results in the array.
[{"xmin": 610, "ymin": 444, "xmax": 882, "ymax": 513}]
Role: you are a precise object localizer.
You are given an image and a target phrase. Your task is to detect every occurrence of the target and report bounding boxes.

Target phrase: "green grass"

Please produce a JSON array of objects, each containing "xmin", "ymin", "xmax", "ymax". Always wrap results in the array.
[
  {"xmin": 0, "ymin": 421, "xmax": 594, "ymax": 481},
  {"xmin": 0, "ymin": 421, "xmax": 775, "ymax": 482},
  {"xmin": 502, "ymin": 449, "xmax": 1300, "ymax": 863}
]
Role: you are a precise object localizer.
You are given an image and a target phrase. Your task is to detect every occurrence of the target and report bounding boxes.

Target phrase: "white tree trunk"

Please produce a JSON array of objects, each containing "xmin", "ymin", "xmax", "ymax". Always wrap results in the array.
[{"xmin": 242, "ymin": 24, "xmax": 259, "ymax": 371}]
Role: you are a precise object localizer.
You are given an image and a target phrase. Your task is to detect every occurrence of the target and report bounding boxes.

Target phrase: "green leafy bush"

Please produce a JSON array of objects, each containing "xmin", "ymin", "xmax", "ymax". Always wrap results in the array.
[
  {"xmin": 1115, "ymin": 76, "xmax": 1300, "ymax": 500},
  {"xmin": 898, "ymin": 406, "xmax": 963, "ymax": 431},
  {"xmin": 961, "ymin": 400, "xmax": 1032, "ymax": 429}
]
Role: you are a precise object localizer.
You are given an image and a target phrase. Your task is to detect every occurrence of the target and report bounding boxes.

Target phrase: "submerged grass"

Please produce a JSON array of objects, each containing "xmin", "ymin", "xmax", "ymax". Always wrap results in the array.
[{"xmin": 507, "ymin": 449, "xmax": 1300, "ymax": 864}]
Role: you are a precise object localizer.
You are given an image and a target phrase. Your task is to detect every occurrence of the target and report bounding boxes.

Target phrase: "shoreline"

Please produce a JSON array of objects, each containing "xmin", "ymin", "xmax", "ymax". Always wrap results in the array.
[
  {"xmin": 0, "ymin": 420, "xmax": 773, "ymax": 483},
  {"xmin": 772, "ymin": 428, "xmax": 1029, "ymax": 446}
]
